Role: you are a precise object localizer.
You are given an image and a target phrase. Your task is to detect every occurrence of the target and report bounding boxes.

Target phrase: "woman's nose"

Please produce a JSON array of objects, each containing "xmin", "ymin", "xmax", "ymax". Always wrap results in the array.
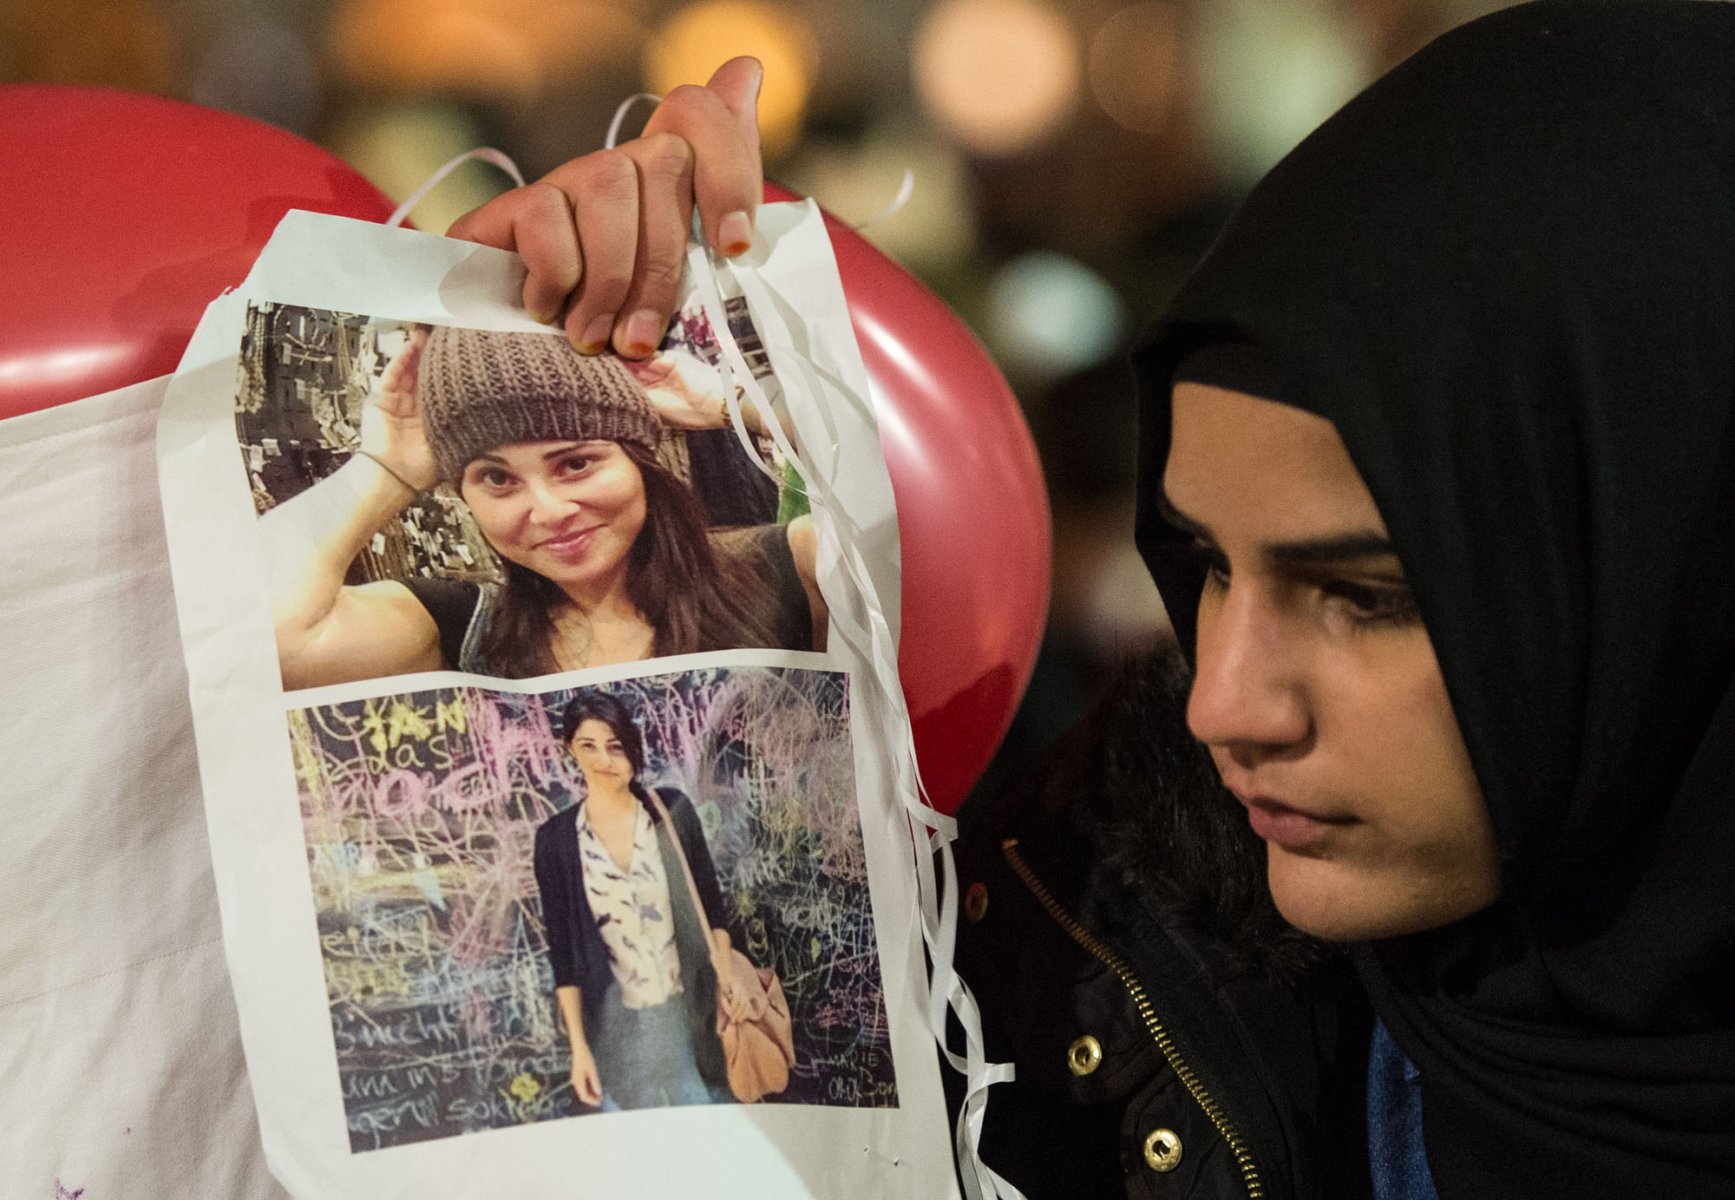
[
  {"xmin": 524, "ymin": 476, "xmax": 579, "ymax": 524},
  {"xmin": 1185, "ymin": 584, "xmax": 1310, "ymax": 756}
]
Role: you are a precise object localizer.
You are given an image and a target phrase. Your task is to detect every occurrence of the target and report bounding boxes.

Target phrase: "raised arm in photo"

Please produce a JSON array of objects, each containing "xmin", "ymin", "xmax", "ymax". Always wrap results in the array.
[{"xmin": 261, "ymin": 328, "xmax": 443, "ymax": 689}]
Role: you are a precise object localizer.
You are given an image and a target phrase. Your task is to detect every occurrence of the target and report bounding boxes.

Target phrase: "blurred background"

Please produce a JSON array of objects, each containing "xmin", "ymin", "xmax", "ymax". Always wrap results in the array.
[{"xmin": 0, "ymin": 0, "xmax": 1517, "ymax": 791}]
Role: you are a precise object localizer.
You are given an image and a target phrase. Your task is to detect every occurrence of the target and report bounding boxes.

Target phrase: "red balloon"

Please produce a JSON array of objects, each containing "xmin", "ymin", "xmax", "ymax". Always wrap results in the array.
[
  {"xmin": 0, "ymin": 89, "xmax": 1047, "ymax": 813},
  {"xmin": 767, "ymin": 184, "xmax": 1050, "ymax": 813},
  {"xmin": 0, "ymin": 86, "xmax": 398, "ymax": 419}
]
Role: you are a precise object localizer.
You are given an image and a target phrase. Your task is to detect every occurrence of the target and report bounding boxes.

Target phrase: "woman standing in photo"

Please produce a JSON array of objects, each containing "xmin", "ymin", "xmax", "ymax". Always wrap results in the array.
[
  {"xmin": 533, "ymin": 690, "xmax": 734, "ymax": 1111},
  {"xmin": 264, "ymin": 324, "xmax": 825, "ymax": 689}
]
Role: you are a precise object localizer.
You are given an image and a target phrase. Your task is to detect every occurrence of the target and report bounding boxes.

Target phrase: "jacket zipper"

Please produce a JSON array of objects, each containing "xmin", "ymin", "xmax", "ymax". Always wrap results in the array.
[{"xmin": 1001, "ymin": 837, "xmax": 1266, "ymax": 1200}]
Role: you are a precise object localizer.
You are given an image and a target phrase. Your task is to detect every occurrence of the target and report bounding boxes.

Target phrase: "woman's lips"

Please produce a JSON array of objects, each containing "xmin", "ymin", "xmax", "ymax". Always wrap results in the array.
[
  {"xmin": 538, "ymin": 525, "xmax": 600, "ymax": 560},
  {"xmin": 1238, "ymin": 794, "xmax": 1357, "ymax": 851}
]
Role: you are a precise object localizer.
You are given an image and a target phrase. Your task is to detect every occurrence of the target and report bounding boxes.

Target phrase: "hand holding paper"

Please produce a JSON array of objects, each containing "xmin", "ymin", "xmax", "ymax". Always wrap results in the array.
[{"xmin": 447, "ymin": 57, "xmax": 765, "ymax": 357}]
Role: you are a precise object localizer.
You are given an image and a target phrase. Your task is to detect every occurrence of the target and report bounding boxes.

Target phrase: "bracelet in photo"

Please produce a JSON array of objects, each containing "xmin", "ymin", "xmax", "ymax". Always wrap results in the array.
[{"xmin": 356, "ymin": 450, "xmax": 419, "ymax": 495}]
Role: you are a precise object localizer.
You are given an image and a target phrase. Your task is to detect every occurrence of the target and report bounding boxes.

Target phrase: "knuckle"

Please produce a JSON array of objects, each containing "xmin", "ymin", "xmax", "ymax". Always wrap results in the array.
[
  {"xmin": 646, "ymin": 84, "xmax": 722, "ymax": 134},
  {"xmin": 582, "ymin": 274, "xmax": 634, "ymax": 315},
  {"xmin": 522, "ymin": 180, "xmax": 573, "ymax": 220},
  {"xmin": 636, "ymin": 254, "xmax": 685, "ymax": 294},
  {"xmin": 633, "ymin": 132, "xmax": 694, "ymax": 178},
  {"xmin": 571, "ymin": 149, "xmax": 638, "ymax": 200},
  {"xmin": 660, "ymin": 83, "xmax": 714, "ymax": 112}
]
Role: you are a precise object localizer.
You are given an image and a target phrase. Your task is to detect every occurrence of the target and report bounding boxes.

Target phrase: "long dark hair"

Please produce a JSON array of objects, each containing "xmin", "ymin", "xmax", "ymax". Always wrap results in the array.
[
  {"xmin": 475, "ymin": 441, "xmax": 784, "ymax": 677},
  {"xmin": 1052, "ymin": 644, "xmax": 1324, "ymax": 985}
]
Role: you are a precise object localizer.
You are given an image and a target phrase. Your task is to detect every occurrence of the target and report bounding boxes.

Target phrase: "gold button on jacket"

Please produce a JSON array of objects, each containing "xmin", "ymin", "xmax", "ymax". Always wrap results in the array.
[
  {"xmin": 1067, "ymin": 1034, "xmax": 1103, "ymax": 1076},
  {"xmin": 1143, "ymin": 1127, "xmax": 1183, "ymax": 1173}
]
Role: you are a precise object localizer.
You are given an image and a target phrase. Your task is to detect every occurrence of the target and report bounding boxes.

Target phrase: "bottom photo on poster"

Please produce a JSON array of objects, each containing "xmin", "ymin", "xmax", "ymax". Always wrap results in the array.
[{"xmin": 287, "ymin": 665, "xmax": 897, "ymax": 1152}]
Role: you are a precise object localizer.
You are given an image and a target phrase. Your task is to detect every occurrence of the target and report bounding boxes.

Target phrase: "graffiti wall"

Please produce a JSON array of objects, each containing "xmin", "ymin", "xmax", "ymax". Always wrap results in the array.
[{"xmin": 289, "ymin": 665, "xmax": 895, "ymax": 1152}]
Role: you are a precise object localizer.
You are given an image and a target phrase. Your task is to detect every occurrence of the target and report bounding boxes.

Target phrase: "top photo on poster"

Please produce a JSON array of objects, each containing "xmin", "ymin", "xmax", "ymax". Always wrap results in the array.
[{"xmin": 237, "ymin": 299, "xmax": 827, "ymax": 693}]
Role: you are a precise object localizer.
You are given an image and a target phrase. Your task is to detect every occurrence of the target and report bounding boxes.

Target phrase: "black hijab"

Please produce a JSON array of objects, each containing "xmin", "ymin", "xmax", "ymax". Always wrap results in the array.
[{"xmin": 1133, "ymin": 3, "xmax": 1735, "ymax": 1196}]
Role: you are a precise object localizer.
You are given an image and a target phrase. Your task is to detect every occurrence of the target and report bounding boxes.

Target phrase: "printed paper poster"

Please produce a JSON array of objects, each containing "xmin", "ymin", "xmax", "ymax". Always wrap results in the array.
[{"xmin": 156, "ymin": 207, "xmax": 956, "ymax": 1198}]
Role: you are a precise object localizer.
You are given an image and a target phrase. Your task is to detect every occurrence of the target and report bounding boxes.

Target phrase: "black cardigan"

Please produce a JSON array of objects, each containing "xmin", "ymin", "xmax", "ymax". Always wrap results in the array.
[{"xmin": 532, "ymin": 786, "xmax": 730, "ymax": 1092}]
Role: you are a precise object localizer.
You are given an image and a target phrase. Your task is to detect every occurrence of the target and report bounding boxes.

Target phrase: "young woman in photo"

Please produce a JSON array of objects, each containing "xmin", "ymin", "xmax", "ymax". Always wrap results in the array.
[
  {"xmin": 264, "ymin": 324, "xmax": 826, "ymax": 688},
  {"xmin": 493, "ymin": 10, "xmax": 1735, "ymax": 1193},
  {"xmin": 532, "ymin": 691, "xmax": 734, "ymax": 1111}
]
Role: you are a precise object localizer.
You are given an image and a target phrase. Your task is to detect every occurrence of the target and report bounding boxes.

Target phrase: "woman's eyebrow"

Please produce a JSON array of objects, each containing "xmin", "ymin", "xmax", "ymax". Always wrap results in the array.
[
  {"xmin": 541, "ymin": 440, "xmax": 609, "ymax": 461},
  {"xmin": 1157, "ymin": 492, "xmax": 1211, "ymax": 539},
  {"xmin": 1264, "ymin": 532, "xmax": 1401, "ymax": 566},
  {"xmin": 1159, "ymin": 492, "xmax": 1398, "ymax": 564}
]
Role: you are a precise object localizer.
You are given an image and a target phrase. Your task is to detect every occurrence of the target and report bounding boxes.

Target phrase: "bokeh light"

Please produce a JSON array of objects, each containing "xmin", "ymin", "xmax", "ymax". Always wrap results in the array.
[
  {"xmin": 1194, "ymin": 0, "xmax": 1374, "ymax": 183},
  {"xmin": 3, "ymin": 0, "xmax": 177, "ymax": 93},
  {"xmin": 330, "ymin": 0, "xmax": 536, "ymax": 101},
  {"xmin": 328, "ymin": 0, "xmax": 643, "ymax": 101},
  {"xmin": 1088, "ymin": 3, "xmax": 1183, "ymax": 134},
  {"xmin": 644, "ymin": 1, "xmax": 818, "ymax": 158},
  {"xmin": 987, "ymin": 251, "xmax": 1125, "ymax": 380},
  {"xmin": 913, "ymin": 0, "xmax": 1080, "ymax": 157}
]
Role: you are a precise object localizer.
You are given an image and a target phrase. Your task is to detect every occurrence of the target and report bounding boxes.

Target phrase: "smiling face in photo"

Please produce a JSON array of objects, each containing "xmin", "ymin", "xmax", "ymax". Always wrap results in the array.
[
  {"xmin": 568, "ymin": 717, "xmax": 636, "ymax": 792},
  {"xmin": 459, "ymin": 440, "xmax": 649, "ymax": 600},
  {"xmin": 1163, "ymin": 381, "xmax": 1500, "ymax": 942}
]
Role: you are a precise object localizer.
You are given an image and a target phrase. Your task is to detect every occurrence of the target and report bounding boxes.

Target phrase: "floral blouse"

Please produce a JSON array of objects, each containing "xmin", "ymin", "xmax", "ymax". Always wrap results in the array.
[{"xmin": 577, "ymin": 800, "xmax": 683, "ymax": 1009}]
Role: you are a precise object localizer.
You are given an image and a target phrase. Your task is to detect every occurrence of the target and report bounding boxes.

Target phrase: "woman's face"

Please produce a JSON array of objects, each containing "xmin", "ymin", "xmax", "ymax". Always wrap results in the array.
[
  {"xmin": 1163, "ymin": 382, "xmax": 1500, "ymax": 941},
  {"xmin": 569, "ymin": 717, "xmax": 635, "ymax": 790},
  {"xmin": 459, "ymin": 440, "xmax": 647, "ymax": 597}
]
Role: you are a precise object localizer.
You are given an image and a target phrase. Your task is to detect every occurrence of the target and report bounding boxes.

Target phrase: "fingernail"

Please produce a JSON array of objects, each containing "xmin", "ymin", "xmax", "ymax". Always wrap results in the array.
[
  {"xmin": 718, "ymin": 210, "xmax": 753, "ymax": 257},
  {"xmin": 579, "ymin": 314, "xmax": 615, "ymax": 354},
  {"xmin": 530, "ymin": 303, "xmax": 559, "ymax": 325},
  {"xmin": 619, "ymin": 309, "xmax": 665, "ymax": 356}
]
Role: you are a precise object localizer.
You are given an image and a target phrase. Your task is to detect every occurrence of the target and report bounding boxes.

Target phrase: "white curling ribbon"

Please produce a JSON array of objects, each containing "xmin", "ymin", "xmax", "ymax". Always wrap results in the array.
[
  {"xmin": 711, "ymin": 254, "xmax": 1020, "ymax": 1193},
  {"xmin": 605, "ymin": 93, "xmax": 665, "ymax": 150},
  {"xmin": 692, "ymin": 234, "xmax": 1025, "ymax": 1200},
  {"xmin": 849, "ymin": 168, "xmax": 916, "ymax": 234},
  {"xmin": 385, "ymin": 147, "xmax": 528, "ymax": 229}
]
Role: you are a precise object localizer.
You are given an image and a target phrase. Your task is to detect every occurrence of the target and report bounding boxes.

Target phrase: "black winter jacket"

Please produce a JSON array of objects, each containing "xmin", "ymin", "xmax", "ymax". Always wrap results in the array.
[{"xmin": 950, "ymin": 648, "xmax": 1372, "ymax": 1199}]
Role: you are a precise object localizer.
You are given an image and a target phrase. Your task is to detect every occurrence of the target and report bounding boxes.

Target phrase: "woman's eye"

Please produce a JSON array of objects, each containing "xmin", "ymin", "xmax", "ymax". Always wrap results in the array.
[
  {"xmin": 466, "ymin": 465, "xmax": 515, "ymax": 490},
  {"xmin": 1323, "ymin": 579, "xmax": 1420, "ymax": 626},
  {"xmin": 555, "ymin": 453, "xmax": 597, "ymax": 477}
]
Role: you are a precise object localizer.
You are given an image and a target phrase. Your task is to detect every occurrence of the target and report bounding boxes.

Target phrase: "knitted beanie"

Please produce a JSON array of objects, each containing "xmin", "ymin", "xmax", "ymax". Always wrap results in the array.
[{"xmin": 419, "ymin": 326, "xmax": 660, "ymax": 482}]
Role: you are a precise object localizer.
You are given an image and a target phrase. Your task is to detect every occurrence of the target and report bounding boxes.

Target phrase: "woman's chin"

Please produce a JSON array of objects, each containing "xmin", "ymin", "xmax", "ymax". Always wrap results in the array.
[
  {"xmin": 518, "ymin": 554, "xmax": 625, "ymax": 598},
  {"xmin": 1265, "ymin": 848, "xmax": 1496, "ymax": 942}
]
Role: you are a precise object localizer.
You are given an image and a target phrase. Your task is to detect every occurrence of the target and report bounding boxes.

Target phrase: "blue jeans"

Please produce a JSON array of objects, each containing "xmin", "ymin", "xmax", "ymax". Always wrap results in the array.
[{"xmin": 591, "ymin": 990, "xmax": 719, "ymax": 1111}]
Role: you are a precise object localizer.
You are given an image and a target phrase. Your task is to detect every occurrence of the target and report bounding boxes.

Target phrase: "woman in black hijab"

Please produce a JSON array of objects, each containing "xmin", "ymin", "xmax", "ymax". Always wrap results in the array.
[{"xmin": 1137, "ymin": 2, "xmax": 1735, "ymax": 1195}]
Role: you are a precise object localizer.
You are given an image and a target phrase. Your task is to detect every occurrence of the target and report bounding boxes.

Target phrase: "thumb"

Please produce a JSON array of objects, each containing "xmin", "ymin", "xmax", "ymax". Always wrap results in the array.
[{"xmin": 705, "ymin": 57, "xmax": 763, "ymax": 141}]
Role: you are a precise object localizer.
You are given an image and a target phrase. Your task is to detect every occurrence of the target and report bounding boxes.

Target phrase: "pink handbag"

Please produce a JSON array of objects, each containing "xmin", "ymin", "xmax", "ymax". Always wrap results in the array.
[{"xmin": 648, "ymin": 792, "xmax": 796, "ymax": 1103}]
